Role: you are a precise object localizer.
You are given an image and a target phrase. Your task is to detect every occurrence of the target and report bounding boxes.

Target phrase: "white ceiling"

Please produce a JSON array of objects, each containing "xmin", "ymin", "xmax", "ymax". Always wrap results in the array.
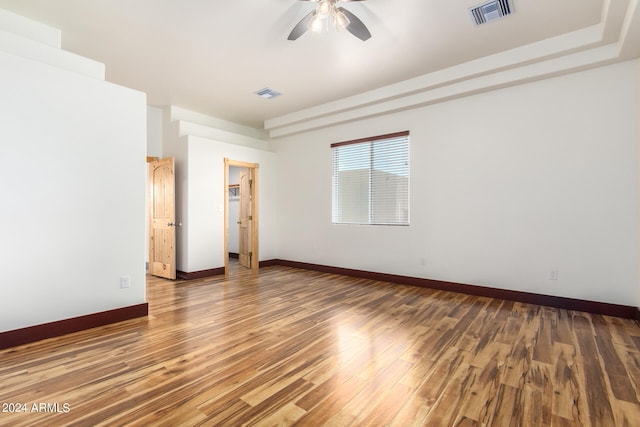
[{"xmin": 0, "ymin": 0, "xmax": 609, "ymax": 129}]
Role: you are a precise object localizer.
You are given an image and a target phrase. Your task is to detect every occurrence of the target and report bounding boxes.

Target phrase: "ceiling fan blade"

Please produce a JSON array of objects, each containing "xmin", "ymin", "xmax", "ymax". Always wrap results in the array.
[
  {"xmin": 337, "ymin": 7, "xmax": 371, "ymax": 41},
  {"xmin": 288, "ymin": 10, "xmax": 316, "ymax": 40}
]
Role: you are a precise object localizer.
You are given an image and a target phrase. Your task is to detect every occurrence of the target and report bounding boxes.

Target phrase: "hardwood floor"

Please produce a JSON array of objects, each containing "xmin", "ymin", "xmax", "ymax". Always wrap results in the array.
[{"xmin": 1, "ymin": 263, "xmax": 640, "ymax": 426}]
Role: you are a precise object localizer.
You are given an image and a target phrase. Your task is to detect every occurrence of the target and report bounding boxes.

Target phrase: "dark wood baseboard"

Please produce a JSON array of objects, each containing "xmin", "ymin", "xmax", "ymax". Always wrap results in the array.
[
  {"xmin": 636, "ymin": 308, "xmax": 640, "ymax": 325},
  {"xmin": 228, "ymin": 252, "xmax": 239, "ymax": 259},
  {"xmin": 268, "ymin": 259, "xmax": 637, "ymax": 319},
  {"xmin": 0, "ymin": 303, "xmax": 148, "ymax": 351},
  {"xmin": 177, "ymin": 267, "xmax": 225, "ymax": 280},
  {"xmin": 259, "ymin": 259, "xmax": 281, "ymax": 268}
]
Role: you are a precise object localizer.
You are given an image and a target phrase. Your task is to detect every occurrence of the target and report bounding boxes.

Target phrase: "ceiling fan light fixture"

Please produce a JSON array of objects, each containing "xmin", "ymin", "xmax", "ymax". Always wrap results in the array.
[
  {"xmin": 310, "ymin": 15, "xmax": 324, "ymax": 33},
  {"xmin": 317, "ymin": 0, "xmax": 332, "ymax": 18},
  {"xmin": 334, "ymin": 10, "xmax": 350, "ymax": 31},
  {"xmin": 288, "ymin": 0, "xmax": 371, "ymax": 41}
]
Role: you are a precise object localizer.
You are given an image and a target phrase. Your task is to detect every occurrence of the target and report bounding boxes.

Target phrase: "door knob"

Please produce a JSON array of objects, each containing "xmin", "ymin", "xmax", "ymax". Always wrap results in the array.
[{"xmin": 167, "ymin": 222, "xmax": 182, "ymax": 227}]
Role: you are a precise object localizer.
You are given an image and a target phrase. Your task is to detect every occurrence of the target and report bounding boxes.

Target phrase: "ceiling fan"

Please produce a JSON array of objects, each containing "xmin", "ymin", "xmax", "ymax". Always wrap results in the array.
[{"xmin": 288, "ymin": 0, "xmax": 372, "ymax": 41}]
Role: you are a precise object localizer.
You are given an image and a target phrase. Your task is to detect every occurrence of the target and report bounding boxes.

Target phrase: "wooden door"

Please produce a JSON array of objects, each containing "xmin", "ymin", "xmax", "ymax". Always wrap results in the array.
[
  {"xmin": 149, "ymin": 157, "xmax": 176, "ymax": 279},
  {"xmin": 238, "ymin": 168, "xmax": 252, "ymax": 268}
]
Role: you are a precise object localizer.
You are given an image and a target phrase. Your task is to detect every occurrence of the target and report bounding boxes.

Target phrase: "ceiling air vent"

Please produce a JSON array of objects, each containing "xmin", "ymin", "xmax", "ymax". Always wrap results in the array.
[
  {"xmin": 255, "ymin": 88, "xmax": 281, "ymax": 99},
  {"xmin": 469, "ymin": 0, "xmax": 513, "ymax": 26}
]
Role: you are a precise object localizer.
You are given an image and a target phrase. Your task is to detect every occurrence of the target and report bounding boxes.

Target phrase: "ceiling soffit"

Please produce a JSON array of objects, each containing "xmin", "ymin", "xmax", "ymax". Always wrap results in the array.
[{"xmin": 265, "ymin": 0, "xmax": 640, "ymax": 138}]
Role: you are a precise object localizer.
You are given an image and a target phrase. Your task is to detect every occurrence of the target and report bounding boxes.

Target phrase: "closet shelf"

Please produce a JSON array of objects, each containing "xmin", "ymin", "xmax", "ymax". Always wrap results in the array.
[{"xmin": 228, "ymin": 184, "xmax": 240, "ymax": 198}]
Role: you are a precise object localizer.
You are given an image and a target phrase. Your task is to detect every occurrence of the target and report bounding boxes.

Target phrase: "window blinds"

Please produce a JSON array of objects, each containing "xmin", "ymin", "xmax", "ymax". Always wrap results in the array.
[{"xmin": 331, "ymin": 131, "xmax": 409, "ymax": 225}]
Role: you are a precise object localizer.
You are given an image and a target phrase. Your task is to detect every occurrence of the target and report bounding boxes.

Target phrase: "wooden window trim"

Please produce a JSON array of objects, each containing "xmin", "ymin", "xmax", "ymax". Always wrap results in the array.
[{"xmin": 331, "ymin": 131, "xmax": 410, "ymax": 148}]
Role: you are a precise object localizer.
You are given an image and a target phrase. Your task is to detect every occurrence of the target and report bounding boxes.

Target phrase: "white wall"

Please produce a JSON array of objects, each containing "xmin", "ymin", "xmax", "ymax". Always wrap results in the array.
[
  {"xmin": 183, "ymin": 136, "xmax": 278, "ymax": 272},
  {"xmin": 271, "ymin": 60, "xmax": 640, "ymax": 307},
  {"xmin": 146, "ymin": 106, "xmax": 164, "ymax": 158},
  {"xmin": 0, "ymin": 51, "xmax": 147, "ymax": 332},
  {"xmin": 161, "ymin": 127, "xmax": 188, "ymax": 273},
  {"xmin": 160, "ymin": 120, "xmax": 278, "ymax": 273}
]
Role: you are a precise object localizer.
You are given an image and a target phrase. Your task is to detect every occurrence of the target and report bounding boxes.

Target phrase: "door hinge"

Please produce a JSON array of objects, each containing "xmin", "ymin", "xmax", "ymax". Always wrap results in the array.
[{"xmin": 248, "ymin": 215, "xmax": 253, "ymax": 221}]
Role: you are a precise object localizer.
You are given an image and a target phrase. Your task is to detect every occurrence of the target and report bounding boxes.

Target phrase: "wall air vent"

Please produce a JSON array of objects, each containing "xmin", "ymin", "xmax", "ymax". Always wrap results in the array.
[
  {"xmin": 255, "ymin": 88, "xmax": 281, "ymax": 99},
  {"xmin": 469, "ymin": 0, "xmax": 513, "ymax": 26}
]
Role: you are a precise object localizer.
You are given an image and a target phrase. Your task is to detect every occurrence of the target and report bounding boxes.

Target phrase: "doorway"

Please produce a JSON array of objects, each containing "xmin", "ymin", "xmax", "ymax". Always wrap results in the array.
[
  {"xmin": 148, "ymin": 156, "xmax": 177, "ymax": 280},
  {"xmin": 224, "ymin": 158, "xmax": 259, "ymax": 274}
]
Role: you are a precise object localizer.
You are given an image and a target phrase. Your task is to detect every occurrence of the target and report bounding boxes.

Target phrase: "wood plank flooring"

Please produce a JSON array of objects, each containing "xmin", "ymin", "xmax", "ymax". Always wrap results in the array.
[{"xmin": 1, "ymin": 263, "xmax": 640, "ymax": 426}]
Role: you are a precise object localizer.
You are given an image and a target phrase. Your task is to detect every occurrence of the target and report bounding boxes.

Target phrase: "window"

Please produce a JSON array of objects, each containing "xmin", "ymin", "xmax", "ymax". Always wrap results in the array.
[{"xmin": 331, "ymin": 131, "xmax": 409, "ymax": 225}]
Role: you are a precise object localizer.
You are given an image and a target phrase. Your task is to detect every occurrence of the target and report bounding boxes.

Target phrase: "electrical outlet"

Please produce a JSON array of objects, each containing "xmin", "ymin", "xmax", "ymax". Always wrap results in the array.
[
  {"xmin": 120, "ymin": 276, "xmax": 131, "ymax": 289},
  {"xmin": 420, "ymin": 257, "xmax": 427, "ymax": 266},
  {"xmin": 550, "ymin": 270, "xmax": 558, "ymax": 281}
]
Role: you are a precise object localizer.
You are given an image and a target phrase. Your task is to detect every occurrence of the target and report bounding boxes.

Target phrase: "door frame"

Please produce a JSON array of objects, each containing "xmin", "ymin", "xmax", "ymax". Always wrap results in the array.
[{"xmin": 224, "ymin": 158, "xmax": 259, "ymax": 274}]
